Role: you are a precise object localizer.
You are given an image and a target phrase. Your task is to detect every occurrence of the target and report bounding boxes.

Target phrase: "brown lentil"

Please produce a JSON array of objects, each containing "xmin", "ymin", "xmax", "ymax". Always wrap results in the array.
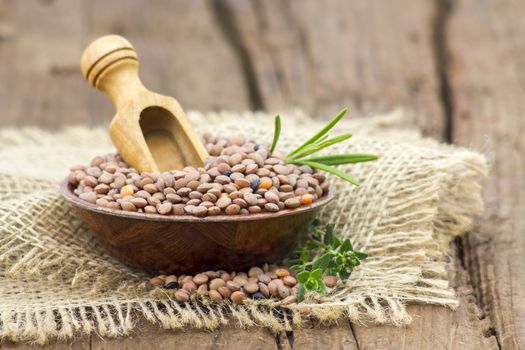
[
  {"xmin": 230, "ymin": 291, "xmax": 246, "ymax": 303},
  {"xmin": 209, "ymin": 290, "xmax": 223, "ymax": 302},
  {"xmin": 193, "ymin": 273, "xmax": 209, "ymax": 285},
  {"xmin": 149, "ymin": 265, "xmax": 300, "ymax": 304},
  {"xmin": 323, "ymin": 275, "xmax": 338, "ymax": 288},
  {"xmin": 276, "ymin": 268, "xmax": 290, "ymax": 278},
  {"xmin": 209, "ymin": 278, "xmax": 225, "ymax": 290},
  {"xmin": 283, "ymin": 275, "xmax": 296, "ymax": 286},
  {"xmin": 70, "ymin": 136, "xmax": 329, "ymax": 217}
]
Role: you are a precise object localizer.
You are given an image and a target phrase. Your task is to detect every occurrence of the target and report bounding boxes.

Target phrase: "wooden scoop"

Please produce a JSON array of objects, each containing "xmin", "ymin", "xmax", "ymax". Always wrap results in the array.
[{"xmin": 80, "ymin": 35, "xmax": 208, "ymax": 173}]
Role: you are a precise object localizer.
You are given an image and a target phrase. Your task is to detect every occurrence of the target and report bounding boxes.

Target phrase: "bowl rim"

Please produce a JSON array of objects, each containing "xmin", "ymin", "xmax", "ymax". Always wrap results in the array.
[{"xmin": 60, "ymin": 178, "xmax": 335, "ymax": 223}]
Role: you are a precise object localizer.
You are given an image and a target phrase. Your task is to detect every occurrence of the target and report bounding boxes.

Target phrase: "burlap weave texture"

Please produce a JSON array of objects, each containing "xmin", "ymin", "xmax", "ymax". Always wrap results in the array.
[{"xmin": 0, "ymin": 110, "xmax": 487, "ymax": 344}]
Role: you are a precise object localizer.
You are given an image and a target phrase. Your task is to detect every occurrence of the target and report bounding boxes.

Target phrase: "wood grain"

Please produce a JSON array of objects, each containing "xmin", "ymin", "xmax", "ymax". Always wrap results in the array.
[
  {"xmin": 85, "ymin": 0, "xmax": 252, "ymax": 125},
  {"xmin": 351, "ymin": 245, "xmax": 498, "ymax": 350},
  {"xmin": 447, "ymin": 0, "xmax": 525, "ymax": 348},
  {"xmin": 216, "ymin": 0, "xmax": 445, "ymax": 137},
  {"xmin": 0, "ymin": 0, "xmax": 250, "ymax": 128},
  {"xmin": 291, "ymin": 321, "xmax": 359, "ymax": 350},
  {"xmin": 0, "ymin": 0, "xmax": 88, "ymax": 127}
]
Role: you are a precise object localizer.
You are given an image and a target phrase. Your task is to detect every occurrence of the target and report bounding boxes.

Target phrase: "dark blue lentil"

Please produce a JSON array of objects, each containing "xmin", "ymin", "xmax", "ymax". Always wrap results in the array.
[
  {"xmin": 250, "ymin": 292, "xmax": 266, "ymax": 300},
  {"xmin": 223, "ymin": 171, "xmax": 233, "ymax": 177},
  {"xmin": 165, "ymin": 281, "xmax": 180, "ymax": 289},
  {"xmin": 254, "ymin": 144, "xmax": 260, "ymax": 151},
  {"xmin": 250, "ymin": 179, "xmax": 260, "ymax": 191}
]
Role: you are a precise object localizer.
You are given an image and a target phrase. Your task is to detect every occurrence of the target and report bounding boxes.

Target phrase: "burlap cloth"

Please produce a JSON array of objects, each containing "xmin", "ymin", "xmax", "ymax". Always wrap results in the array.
[{"xmin": 0, "ymin": 110, "xmax": 487, "ymax": 344}]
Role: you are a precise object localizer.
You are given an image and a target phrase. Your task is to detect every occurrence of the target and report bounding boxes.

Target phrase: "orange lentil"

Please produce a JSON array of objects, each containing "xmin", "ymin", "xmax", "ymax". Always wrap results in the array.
[
  {"xmin": 120, "ymin": 185, "xmax": 134, "ymax": 198},
  {"xmin": 259, "ymin": 180, "xmax": 273, "ymax": 189},
  {"xmin": 300, "ymin": 194, "xmax": 314, "ymax": 205},
  {"xmin": 276, "ymin": 268, "xmax": 290, "ymax": 278}
]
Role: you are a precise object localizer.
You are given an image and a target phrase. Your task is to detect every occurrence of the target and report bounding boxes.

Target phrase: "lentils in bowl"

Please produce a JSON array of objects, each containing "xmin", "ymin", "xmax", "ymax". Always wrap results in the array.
[{"xmin": 68, "ymin": 134, "xmax": 330, "ymax": 217}]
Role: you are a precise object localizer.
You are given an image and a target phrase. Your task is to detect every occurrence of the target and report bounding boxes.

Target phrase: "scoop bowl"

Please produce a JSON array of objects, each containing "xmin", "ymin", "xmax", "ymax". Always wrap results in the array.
[{"xmin": 60, "ymin": 178, "xmax": 334, "ymax": 274}]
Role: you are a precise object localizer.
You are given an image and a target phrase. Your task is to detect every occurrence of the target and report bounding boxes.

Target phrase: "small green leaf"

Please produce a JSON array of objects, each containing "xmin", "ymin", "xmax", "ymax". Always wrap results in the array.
[
  {"xmin": 307, "ymin": 242, "xmax": 320, "ymax": 250},
  {"xmin": 289, "ymin": 264, "xmax": 302, "ymax": 271},
  {"xmin": 354, "ymin": 251, "xmax": 368, "ymax": 259},
  {"xmin": 339, "ymin": 270, "xmax": 350, "ymax": 282},
  {"xmin": 301, "ymin": 250, "xmax": 309, "ymax": 264},
  {"xmin": 340, "ymin": 238, "xmax": 353, "ymax": 252},
  {"xmin": 310, "ymin": 268, "xmax": 323, "ymax": 280},
  {"xmin": 297, "ymin": 284, "xmax": 306, "ymax": 302},
  {"xmin": 296, "ymin": 271, "xmax": 310, "ymax": 284},
  {"xmin": 270, "ymin": 114, "xmax": 281, "ymax": 154},
  {"xmin": 336, "ymin": 255, "xmax": 343, "ymax": 265},
  {"xmin": 305, "ymin": 278, "xmax": 318, "ymax": 290},
  {"xmin": 289, "ymin": 248, "xmax": 303, "ymax": 255},
  {"xmin": 312, "ymin": 252, "xmax": 333, "ymax": 270},
  {"xmin": 323, "ymin": 224, "xmax": 334, "ymax": 245},
  {"xmin": 317, "ymin": 279, "xmax": 328, "ymax": 293}
]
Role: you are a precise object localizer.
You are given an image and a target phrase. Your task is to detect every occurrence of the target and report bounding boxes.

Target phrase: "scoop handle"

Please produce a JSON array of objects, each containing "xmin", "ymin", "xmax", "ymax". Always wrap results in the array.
[{"xmin": 81, "ymin": 35, "xmax": 146, "ymax": 109}]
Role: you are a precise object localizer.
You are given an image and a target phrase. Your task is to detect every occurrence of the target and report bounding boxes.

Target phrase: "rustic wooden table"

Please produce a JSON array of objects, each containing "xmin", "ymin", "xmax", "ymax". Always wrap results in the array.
[{"xmin": 0, "ymin": 1, "xmax": 522, "ymax": 349}]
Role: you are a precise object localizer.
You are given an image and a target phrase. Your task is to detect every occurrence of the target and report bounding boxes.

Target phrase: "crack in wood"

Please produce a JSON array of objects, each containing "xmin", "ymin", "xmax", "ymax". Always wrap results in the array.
[
  {"xmin": 348, "ymin": 322, "xmax": 361, "ymax": 350},
  {"xmin": 209, "ymin": 0, "xmax": 265, "ymax": 111},
  {"xmin": 453, "ymin": 233, "xmax": 503, "ymax": 349},
  {"xmin": 432, "ymin": 0, "xmax": 454, "ymax": 143},
  {"xmin": 286, "ymin": 330, "xmax": 294, "ymax": 349},
  {"xmin": 454, "ymin": 235, "xmax": 466, "ymax": 270},
  {"xmin": 434, "ymin": 2, "xmax": 503, "ymax": 347}
]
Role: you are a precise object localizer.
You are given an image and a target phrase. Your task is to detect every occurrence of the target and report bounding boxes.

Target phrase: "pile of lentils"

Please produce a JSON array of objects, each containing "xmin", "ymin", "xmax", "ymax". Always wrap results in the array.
[
  {"xmin": 147, "ymin": 264, "xmax": 339, "ymax": 304},
  {"xmin": 68, "ymin": 134, "xmax": 329, "ymax": 217}
]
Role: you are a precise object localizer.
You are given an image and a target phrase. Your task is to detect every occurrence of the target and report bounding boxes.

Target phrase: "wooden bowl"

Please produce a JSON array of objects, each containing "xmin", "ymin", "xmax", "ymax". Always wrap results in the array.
[{"xmin": 60, "ymin": 178, "xmax": 334, "ymax": 274}]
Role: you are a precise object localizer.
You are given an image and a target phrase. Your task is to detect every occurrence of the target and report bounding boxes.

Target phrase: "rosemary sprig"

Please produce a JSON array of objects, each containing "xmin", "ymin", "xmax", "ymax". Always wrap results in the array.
[
  {"xmin": 270, "ymin": 115, "xmax": 281, "ymax": 154},
  {"xmin": 298, "ymin": 154, "xmax": 378, "ymax": 165},
  {"xmin": 287, "ymin": 108, "xmax": 348, "ymax": 159},
  {"xmin": 291, "ymin": 159, "xmax": 360, "ymax": 185},
  {"xmin": 287, "ymin": 220, "xmax": 367, "ymax": 301},
  {"xmin": 288, "ymin": 133, "xmax": 353, "ymax": 160},
  {"xmin": 270, "ymin": 107, "xmax": 378, "ymax": 185}
]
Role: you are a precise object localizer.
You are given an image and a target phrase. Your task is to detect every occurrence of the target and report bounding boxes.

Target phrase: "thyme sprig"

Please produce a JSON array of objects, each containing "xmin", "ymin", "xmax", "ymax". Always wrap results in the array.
[
  {"xmin": 271, "ymin": 108, "xmax": 378, "ymax": 185},
  {"xmin": 288, "ymin": 220, "xmax": 367, "ymax": 301}
]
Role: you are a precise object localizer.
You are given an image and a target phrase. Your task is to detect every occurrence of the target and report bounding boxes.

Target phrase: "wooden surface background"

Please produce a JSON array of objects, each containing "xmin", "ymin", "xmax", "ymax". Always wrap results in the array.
[{"xmin": 0, "ymin": 0, "xmax": 523, "ymax": 349}]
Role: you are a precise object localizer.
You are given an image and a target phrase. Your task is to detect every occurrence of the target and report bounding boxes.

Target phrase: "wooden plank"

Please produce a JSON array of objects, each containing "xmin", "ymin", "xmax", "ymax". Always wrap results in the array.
[
  {"xmin": 0, "ymin": 337, "xmax": 89, "ymax": 349},
  {"xmin": 0, "ymin": 0, "xmax": 88, "ymax": 128},
  {"xmin": 0, "ymin": 321, "xmax": 279, "ymax": 349},
  {"xmin": 0, "ymin": 319, "xmax": 281, "ymax": 350},
  {"xmin": 0, "ymin": 0, "xmax": 250, "ymax": 128},
  {"xmin": 217, "ymin": 0, "xmax": 445, "ymax": 137},
  {"xmin": 291, "ymin": 321, "xmax": 359, "ymax": 350},
  {"xmin": 351, "ymin": 247, "xmax": 498, "ymax": 349},
  {"xmin": 89, "ymin": 322, "xmax": 217, "ymax": 350},
  {"xmin": 0, "ymin": 0, "xmax": 13, "ymax": 122},
  {"xmin": 352, "ymin": 306, "xmax": 496, "ymax": 350},
  {"xmin": 85, "ymin": 0, "xmax": 251, "ymax": 126},
  {"xmin": 447, "ymin": 0, "xmax": 525, "ymax": 348},
  {"xmin": 213, "ymin": 325, "xmax": 277, "ymax": 349}
]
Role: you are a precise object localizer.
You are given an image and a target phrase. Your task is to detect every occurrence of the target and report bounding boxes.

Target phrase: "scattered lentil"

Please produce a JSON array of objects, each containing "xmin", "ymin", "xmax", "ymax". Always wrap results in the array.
[
  {"xmin": 148, "ymin": 265, "xmax": 309, "ymax": 305},
  {"xmin": 323, "ymin": 275, "xmax": 338, "ymax": 288}
]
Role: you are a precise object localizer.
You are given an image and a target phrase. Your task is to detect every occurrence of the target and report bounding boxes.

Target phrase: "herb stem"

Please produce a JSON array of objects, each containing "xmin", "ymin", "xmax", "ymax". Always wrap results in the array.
[{"xmin": 287, "ymin": 108, "xmax": 348, "ymax": 159}]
